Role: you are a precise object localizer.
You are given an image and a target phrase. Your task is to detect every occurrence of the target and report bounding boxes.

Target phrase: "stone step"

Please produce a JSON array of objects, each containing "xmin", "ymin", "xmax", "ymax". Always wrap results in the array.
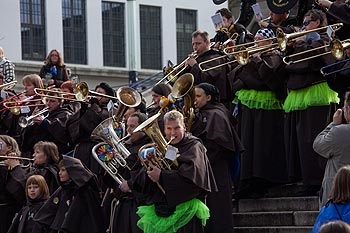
[
  {"xmin": 233, "ymin": 211, "xmax": 318, "ymax": 227},
  {"xmin": 265, "ymin": 182, "xmax": 320, "ymax": 198},
  {"xmin": 238, "ymin": 196, "xmax": 319, "ymax": 213},
  {"xmin": 233, "ymin": 226, "xmax": 313, "ymax": 233}
]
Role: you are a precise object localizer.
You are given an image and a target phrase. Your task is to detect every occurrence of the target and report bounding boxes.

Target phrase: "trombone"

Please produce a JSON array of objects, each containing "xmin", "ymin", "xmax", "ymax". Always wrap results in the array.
[
  {"xmin": 34, "ymin": 83, "xmax": 88, "ymax": 102},
  {"xmin": 18, "ymin": 107, "xmax": 49, "ymax": 128},
  {"xmin": 3, "ymin": 96, "xmax": 46, "ymax": 115},
  {"xmin": 155, "ymin": 52, "xmax": 198, "ymax": 86},
  {"xmin": 199, "ymin": 43, "xmax": 278, "ymax": 71},
  {"xmin": 320, "ymin": 58, "xmax": 350, "ymax": 77},
  {"xmin": 283, "ymin": 39, "xmax": 350, "ymax": 65},
  {"xmin": 0, "ymin": 81, "xmax": 17, "ymax": 90},
  {"xmin": 0, "ymin": 155, "xmax": 34, "ymax": 168},
  {"xmin": 276, "ymin": 23, "xmax": 343, "ymax": 52},
  {"xmin": 0, "ymin": 155, "xmax": 34, "ymax": 162}
]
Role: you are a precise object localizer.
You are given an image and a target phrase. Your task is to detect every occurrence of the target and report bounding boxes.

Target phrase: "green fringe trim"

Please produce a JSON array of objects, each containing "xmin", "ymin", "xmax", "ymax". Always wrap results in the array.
[
  {"xmin": 283, "ymin": 82, "xmax": 339, "ymax": 112},
  {"xmin": 233, "ymin": 89, "xmax": 284, "ymax": 110},
  {"xmin": 137, "ymin": 198, "xmax": 210, "ymax": 233}
]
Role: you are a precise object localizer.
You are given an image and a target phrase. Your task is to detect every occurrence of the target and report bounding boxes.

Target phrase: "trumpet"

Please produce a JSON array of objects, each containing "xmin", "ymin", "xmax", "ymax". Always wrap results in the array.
[
  {"xmin": 0, "ymin": 81, "xmax": 17, "ymax": 90},
  {"xmin": 155, "ymin": 52, "xmax": 198, "ymax": 86},
  {"xmin": 320, "ymin": 58, "xmax": 350, "ymax": 77},
  {"xmin": 283, "ymin": 38, "xmax": 350, "ymax": 65},
  {"xmin": 18, "ymin": 107, "xmax": 49, "ymax": 128}
]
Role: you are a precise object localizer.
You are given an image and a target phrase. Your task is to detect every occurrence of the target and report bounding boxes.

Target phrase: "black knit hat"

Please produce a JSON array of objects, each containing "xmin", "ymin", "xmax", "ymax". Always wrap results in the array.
[
  {"xmin": 196, "ymin": 83, "xmax": 220, "ymax": 102},
  {"xmin": 152, "ymin": 83, "xmax": 172, "ymax": 97}
]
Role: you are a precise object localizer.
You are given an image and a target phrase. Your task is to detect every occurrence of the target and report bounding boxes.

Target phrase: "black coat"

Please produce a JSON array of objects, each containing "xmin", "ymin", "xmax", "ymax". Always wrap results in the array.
[
  {"xmin": 39, "ymin": 64, "xmax": 69, "ymax": 88},
  {"xmin": 34, "ymin": 156, "xmax": 106, "ymax": 233}
]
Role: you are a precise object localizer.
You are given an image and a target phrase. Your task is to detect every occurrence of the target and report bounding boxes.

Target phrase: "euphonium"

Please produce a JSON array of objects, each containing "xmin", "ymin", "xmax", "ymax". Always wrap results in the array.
[
  {"xmin": 91, "ymin": 117, "xmax": 131, "ymax": 160},
  {"xmin": 91, "ymin": 142, "xmax": 127, "ymax": 184},
  {"xmin": 172, "ymin": 73, "xmax": 195, "ymax": 131},
  {"xmin": 91, "ymin": 117, "xmax": 132, "ymax": 184}
]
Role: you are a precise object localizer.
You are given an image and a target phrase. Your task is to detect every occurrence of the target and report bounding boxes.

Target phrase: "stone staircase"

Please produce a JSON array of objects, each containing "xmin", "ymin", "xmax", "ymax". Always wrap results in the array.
[{"xmin": 233, "ymin": 185, "xmax": 320, "ymax": 233}]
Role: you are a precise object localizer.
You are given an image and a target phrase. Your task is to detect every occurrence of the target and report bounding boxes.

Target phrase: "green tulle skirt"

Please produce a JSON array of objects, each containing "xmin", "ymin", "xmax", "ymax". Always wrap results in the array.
[
  {"xmin": 233, "ymin": 89, "xmax": 284, "ymax": 110},
  {"xmin": 137, "ymin": 198, "xmax": 210, "ymax": 233},
  {"xmin": 283, "ymin": 82, "xmax": 339, "ymax": 112}
]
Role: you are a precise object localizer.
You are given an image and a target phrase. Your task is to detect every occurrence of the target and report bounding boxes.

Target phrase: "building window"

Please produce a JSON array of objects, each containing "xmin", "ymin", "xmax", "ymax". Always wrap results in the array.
[
  {"xmin": 140, "ymin": 5, "xmax": 162, "ymax": 70},
  {"xmin": 62, "ymin": 0, "xmax": 87, "ymax": 64},
  {"xmin": 20, "ymin": 0, "xmax": 46, "ymax": 61},
  {"xmin": 176, "ymin": 9, "xmax": 197, "ymax": 63},
  {"xmin": 102, "ymin": 2, "xmax": 125, "ymax": 67}
]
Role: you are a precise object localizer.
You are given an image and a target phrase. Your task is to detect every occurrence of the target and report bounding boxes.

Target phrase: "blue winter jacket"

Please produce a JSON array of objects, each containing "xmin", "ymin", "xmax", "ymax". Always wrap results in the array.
[{"xmin": 312, "ymin": 202, "xmax": 350, "ymax": 233}]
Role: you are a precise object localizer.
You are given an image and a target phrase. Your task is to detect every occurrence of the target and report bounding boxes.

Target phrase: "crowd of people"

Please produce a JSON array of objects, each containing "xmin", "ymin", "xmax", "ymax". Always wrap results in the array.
[{"xmin": 0, "ymin": 1, "xmax": 350, "ymax": 232}]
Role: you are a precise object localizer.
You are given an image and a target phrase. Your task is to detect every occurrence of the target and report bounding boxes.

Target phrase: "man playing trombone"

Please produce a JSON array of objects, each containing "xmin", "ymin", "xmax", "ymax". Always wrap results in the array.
[{"xmin": 184, "ymin": 30, "xmax": 233, "ymax": 109}]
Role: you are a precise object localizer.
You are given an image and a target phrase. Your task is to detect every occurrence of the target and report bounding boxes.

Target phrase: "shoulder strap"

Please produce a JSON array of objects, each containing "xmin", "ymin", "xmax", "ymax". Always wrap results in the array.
[{"xmin": 332, "ymin": 202, "xmax": 344, "ymax": 221}]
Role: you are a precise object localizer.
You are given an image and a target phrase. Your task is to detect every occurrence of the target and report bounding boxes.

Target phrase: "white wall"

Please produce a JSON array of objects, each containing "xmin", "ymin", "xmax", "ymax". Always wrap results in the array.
[
  {"xmin": 0, "ymin": 0, "xmax": 22, "ymax": 61},
  {"xmin": 0, "ymin": 0, "xmax": 227, "ymax": 72}
]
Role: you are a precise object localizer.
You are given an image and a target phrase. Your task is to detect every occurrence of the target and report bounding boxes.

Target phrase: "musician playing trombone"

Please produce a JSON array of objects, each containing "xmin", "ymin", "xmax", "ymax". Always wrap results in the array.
[
  {"xmin": 0, "ymin": 74, "xmax": 45, "ymax": 156},
  {"xmin": 228, "ymin": 28, "xmax": 288, "ymax": 199},
  {"xmin": 184, "ymin": 30, "xmax": 232, "ymax": 109},
  {"xmin": 283, "ymin": 9, "xmax": 340, "ymax": 196}
]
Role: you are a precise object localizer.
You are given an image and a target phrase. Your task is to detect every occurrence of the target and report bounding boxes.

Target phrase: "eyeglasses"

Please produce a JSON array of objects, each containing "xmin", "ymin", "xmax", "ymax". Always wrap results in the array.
[{"xmin": 303, "ymin": 20, "xmax": 315, "ymax": 26}]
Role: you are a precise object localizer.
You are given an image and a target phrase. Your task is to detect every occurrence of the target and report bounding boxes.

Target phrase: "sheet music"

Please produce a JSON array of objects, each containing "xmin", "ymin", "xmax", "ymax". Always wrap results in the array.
[
  {"xmin": 252, "ymin": 3, "xmax": 264, "ymax": 18},
  {"xmin": 211, "ymin": 13, "xmax": 225, "ymax": 30}
]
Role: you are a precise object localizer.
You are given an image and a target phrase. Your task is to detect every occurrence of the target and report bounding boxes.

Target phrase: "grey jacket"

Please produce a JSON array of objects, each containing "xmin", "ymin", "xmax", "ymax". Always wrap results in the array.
[{"xmin": 313, "ymin": 122, "xmax": 350, "ymax": 207}]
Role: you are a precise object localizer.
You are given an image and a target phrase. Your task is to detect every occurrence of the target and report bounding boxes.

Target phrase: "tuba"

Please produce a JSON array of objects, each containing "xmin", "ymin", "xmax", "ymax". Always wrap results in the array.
[{"xmin": 171, "ymin": 73, "xmax": 195, "ymax": 131}]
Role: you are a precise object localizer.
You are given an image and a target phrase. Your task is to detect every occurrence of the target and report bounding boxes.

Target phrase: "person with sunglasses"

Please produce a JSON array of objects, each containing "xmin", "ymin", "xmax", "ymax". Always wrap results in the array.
[{"xmin": 283, "ymin": 9, "xmax": 340, "ymax": 196}]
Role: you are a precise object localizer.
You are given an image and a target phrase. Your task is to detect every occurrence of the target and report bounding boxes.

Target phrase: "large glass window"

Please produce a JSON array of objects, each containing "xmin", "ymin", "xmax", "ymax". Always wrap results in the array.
[
  {"xmin": 140, "ymin": 5, "xmax": 162, "ymax": 70},
  {"xmin": 102, "ymin": 2, "xmax": 125, "ymax": 67},
  {"xmin": 62, "ymin": 0, "xmax": 87, "ymax": 64},
  {"xmin": 20, "ymin": 0, "xmax": 46, "ymax": 61},
  {"xmin": 176, "ymin": 9, "xmax": 197, "ymax": 63}
]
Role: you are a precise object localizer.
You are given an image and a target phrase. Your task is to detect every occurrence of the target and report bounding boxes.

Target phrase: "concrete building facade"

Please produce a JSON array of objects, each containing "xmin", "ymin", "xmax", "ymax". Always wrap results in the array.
[{"xmin": 0, "ymin": 0, "xmax": 227, "ymax": 88}]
